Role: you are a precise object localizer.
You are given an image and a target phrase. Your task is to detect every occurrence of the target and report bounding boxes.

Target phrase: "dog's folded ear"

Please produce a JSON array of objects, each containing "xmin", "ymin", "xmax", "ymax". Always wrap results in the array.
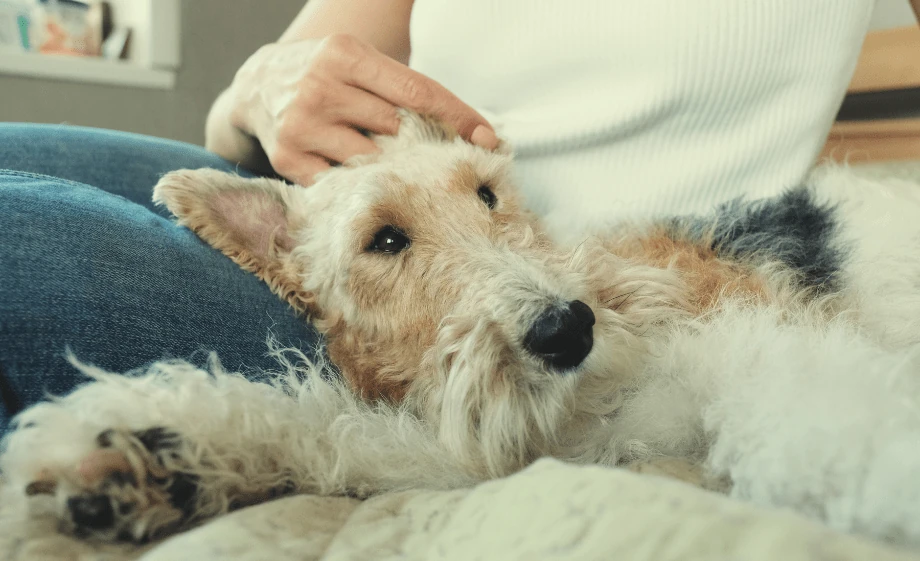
[{"xmin": 153, "ymin": 169, "xmax": 316, "ymax": 315}]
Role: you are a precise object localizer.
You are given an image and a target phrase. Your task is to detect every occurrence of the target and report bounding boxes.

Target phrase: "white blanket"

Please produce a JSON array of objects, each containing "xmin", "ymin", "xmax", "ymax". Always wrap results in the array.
[{"xmin": 2, "ymin": 459, "xmax": 916, "ymax": 561}]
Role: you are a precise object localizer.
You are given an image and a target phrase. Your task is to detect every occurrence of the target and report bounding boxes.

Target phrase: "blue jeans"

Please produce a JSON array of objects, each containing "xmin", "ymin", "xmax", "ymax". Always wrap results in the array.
[{"xmin": 0, "ymin": 124, "xmax": 321, "ymax": 433}]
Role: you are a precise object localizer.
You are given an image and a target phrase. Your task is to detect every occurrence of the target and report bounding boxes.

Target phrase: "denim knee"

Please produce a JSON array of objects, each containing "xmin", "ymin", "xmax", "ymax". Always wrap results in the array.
[
  {"xmin": 0, "ymin": 171, "xmax": 320, "ymax": 432},
  {"xmin": 0, "ymin": 123, "xmax": 256, "ymax": 211}
]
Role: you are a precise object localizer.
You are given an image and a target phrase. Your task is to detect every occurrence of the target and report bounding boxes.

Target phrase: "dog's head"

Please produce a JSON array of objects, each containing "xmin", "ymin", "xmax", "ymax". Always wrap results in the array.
[{"xmin": 154, "ymin": 113, "xmax": 682, "ymax": 475}]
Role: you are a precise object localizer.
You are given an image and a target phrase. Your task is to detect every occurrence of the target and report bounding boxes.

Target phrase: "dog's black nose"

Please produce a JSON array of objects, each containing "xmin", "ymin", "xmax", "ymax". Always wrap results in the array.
[
  {"xmin": 68, "ymin": 495, "xmax": 115, "ymax": 530},
  {"xmin": 524, "ymin": 300, "xmax": 595, "ymax": 371}
]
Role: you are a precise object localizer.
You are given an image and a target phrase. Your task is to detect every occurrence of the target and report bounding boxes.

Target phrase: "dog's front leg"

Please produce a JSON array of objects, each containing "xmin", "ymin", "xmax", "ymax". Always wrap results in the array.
[{"xmin": 0, "ymin": 359, "xmax": 349, "ymax": 544}]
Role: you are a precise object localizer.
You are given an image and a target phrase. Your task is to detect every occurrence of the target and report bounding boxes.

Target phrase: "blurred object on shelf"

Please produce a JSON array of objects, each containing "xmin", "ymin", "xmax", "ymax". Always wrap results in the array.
[
  {"xmin": 0, "ymin": 0, "xmax": 32, "ymax": 52},
  {"xmin": 36, "ymin": 0, "xmax": 101, "ymax": 56},
  {"xmin": 101, "ymin": 23, "xmax": 127, "ymax": 59},
  {"xmin": 0, "ymin": 0, "xmax": 128, "ymax": 58}
]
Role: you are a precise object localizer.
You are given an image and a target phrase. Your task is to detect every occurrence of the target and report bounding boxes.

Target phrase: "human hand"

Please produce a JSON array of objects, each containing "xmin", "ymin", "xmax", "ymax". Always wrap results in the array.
[{"xmin": 227, "ymin": 34, "xmax": 498, "ymax": 186}]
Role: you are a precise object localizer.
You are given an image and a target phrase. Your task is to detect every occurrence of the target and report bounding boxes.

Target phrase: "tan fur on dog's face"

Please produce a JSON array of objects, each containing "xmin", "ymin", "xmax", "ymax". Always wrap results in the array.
[
  {"xmin": 321, "ymin": 160, "xmax": 541, "ymax": 402},
  {"xmin": 154, "ymin": 113, "xmax": 686, "ymax": 476}
]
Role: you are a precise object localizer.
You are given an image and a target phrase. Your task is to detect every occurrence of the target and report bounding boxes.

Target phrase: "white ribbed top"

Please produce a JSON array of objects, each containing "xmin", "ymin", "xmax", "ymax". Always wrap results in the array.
[{"xmin": 409, "ymin": 0, "xmax": 874, "ymax": 242}]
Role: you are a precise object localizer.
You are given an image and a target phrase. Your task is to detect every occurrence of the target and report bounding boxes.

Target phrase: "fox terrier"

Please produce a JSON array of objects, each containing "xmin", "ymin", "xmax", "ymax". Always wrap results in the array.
[{"xmin": 4, "ymin": 112, "xmax": 920, "ymax": 546}]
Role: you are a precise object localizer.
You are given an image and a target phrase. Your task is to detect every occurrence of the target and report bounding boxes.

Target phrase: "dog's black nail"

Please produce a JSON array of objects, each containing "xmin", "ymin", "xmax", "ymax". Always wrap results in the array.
[
  {"xmin": 96, "ymin": 429, "xmax": 115, "ymax": 447},
  {"xmin": 68, "ymin": 495, "xmax": 115, "ymax": 530},
  {"xmin": 106, "ymin": 470, "xmax": 137, "ymax": 487},
  {"xmin": 166, "ymin": 472, "xmax": 200, "ymax": 517},
  {"xmin": 117, "ymin": 500, "xmax": 135, "ymax": 516},
  {"xmin": 134, "ymin": 427, "xmax": 181, "ymax": 452},
  {"xmin": 25, "ymin": 480, "xmax": 56, "ymax": 496}
]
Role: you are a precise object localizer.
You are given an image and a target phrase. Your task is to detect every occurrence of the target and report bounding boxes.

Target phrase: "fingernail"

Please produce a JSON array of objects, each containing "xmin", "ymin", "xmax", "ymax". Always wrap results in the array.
[{"xmin": 470, "ymin": 125, "xmax": 500, "ymax": 151}]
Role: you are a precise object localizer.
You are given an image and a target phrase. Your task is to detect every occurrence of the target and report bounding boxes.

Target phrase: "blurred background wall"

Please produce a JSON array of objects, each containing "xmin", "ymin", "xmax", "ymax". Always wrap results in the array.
[
  {"xmin": 0, "ymin": 0, "xmax": 302, "ymax": 145},
  {"xmin": 870, "ymin": 0, "xmax": 917, "ymax": 29}
]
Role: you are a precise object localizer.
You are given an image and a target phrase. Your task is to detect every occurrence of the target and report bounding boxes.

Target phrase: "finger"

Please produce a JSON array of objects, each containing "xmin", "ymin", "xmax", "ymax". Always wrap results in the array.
[
  {"xmin": 327, "ymin": 85, "xmax": 401, "ymax": 136},
  {"xmin": 333, "ymin": 47, "xmax": 497, "ymax": 147},
  {"xmin": 470, "ymin": 125, "xmax": 500, "ymax": 151},
  {"xmin": 289, "ymin": 155, "xmax": 333, "ymax": 187},
  {"xmin": 271, "ymin": 150, "xmax": 332, "ymax": 187},
  {"xmin": 299, "ymin": 126, "xmax": 381, "ymax": 165}
]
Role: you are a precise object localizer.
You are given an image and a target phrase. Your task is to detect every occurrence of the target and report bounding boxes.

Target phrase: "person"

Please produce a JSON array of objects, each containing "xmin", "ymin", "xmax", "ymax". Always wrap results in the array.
[
  {"xmin": 204, "ymin": 0, "xmax": 891, "ymax": 240},
  {"xmin": 0, "ymin": 0, "xmax": 900, "ymax": 432}
]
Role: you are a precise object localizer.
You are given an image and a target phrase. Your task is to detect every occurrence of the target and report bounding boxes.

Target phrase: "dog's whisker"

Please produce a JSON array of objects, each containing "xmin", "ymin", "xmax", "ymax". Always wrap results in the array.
[
  {"xmin": 604, "ymin": 285, "xmax": 646, "ymax": 310},
  {"xmin": 566, "ymin": 238, "xmax": 590, "ymax": 268},
  {"xmin": 604, "ymin": 291, "xmax": 633, "ymax": 305},
  {"xmin": 615, "ymin": 284, "xmax": 650, "ymax": 312}
]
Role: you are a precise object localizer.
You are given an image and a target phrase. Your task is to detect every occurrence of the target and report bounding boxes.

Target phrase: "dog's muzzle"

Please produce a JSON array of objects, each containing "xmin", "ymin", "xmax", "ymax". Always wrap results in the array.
[{"xmin": 523, "ymin": 300, "xmax": 595, "ymax": 371}]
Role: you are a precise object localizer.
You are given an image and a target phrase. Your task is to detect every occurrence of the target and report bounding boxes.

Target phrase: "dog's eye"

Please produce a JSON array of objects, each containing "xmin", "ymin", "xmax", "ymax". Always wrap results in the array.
[
  {"xmin": 368, "ymin": 226, "xmax": 410, "ymax": 254},
  {"xmin": 478, "ymin": 185, "xmax": 497, "ymax": 210}
]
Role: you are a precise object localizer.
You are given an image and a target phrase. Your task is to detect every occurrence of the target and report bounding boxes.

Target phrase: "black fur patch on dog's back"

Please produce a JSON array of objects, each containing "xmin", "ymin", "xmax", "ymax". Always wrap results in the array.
[{"xmin": 671, "ymin": 186, "xmax": 844, "ymax": 293}]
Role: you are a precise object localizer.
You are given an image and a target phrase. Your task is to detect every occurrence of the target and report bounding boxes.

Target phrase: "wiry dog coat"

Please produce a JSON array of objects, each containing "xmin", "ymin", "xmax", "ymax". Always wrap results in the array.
[{"xmin": 4, "ymin": 113, "xmax": 920, "ymax": 546}]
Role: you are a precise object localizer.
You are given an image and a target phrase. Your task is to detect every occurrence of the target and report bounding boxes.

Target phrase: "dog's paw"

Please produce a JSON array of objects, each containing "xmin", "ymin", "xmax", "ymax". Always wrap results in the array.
[{"xmin": 25, "ymin": 427, "xmax": 199, "ymax": 543}]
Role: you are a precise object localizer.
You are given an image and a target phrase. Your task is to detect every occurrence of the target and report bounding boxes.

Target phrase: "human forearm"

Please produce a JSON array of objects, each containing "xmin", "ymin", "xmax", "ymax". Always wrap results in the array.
[
  {"xmin": 204, "ymin": 87, "xmax": 273, "ymax": 174},
  {"xmin": 278, "ymin": 0, "xmax": 414, "ymax": 64}
]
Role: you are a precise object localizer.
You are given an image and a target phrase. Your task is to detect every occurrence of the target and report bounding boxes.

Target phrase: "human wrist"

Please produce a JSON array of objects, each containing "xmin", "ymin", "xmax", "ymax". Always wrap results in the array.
[
  {"xmin": 204, "ymin": 86, "xmax": 269, "ymax": 172},
  {"xmin": 225, "ymin": 44, "xmax": 275, "ymax": 137},
  {"xmin": 204, "ymin": 44, "xmax": 286, "ymax": 170}
]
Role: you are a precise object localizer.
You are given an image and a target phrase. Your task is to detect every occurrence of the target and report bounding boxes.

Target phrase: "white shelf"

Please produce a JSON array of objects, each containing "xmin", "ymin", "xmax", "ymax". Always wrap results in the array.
[
  {"xmin": 0, "ymin": 50, "xmax": 175, "ymax": 89},
  {"xmin": 0, "ymin": 0, "xmax": 179, "ymax": 90}
]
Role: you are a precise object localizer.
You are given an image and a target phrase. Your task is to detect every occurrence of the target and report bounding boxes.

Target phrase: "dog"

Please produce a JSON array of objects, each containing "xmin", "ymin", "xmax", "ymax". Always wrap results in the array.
[{"xmin": 4, "ymin": 112, "xmax": 920, "ymax": 546}]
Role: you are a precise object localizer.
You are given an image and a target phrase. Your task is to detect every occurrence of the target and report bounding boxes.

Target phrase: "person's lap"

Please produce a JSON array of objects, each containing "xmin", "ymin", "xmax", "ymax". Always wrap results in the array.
[
  {"xmin": 0, "ymin": 124, "xmax": 321, "ymax": 433},
  {"xmin": 0, "ymin": 123, "xmax": 260, "ymax": 211}
]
